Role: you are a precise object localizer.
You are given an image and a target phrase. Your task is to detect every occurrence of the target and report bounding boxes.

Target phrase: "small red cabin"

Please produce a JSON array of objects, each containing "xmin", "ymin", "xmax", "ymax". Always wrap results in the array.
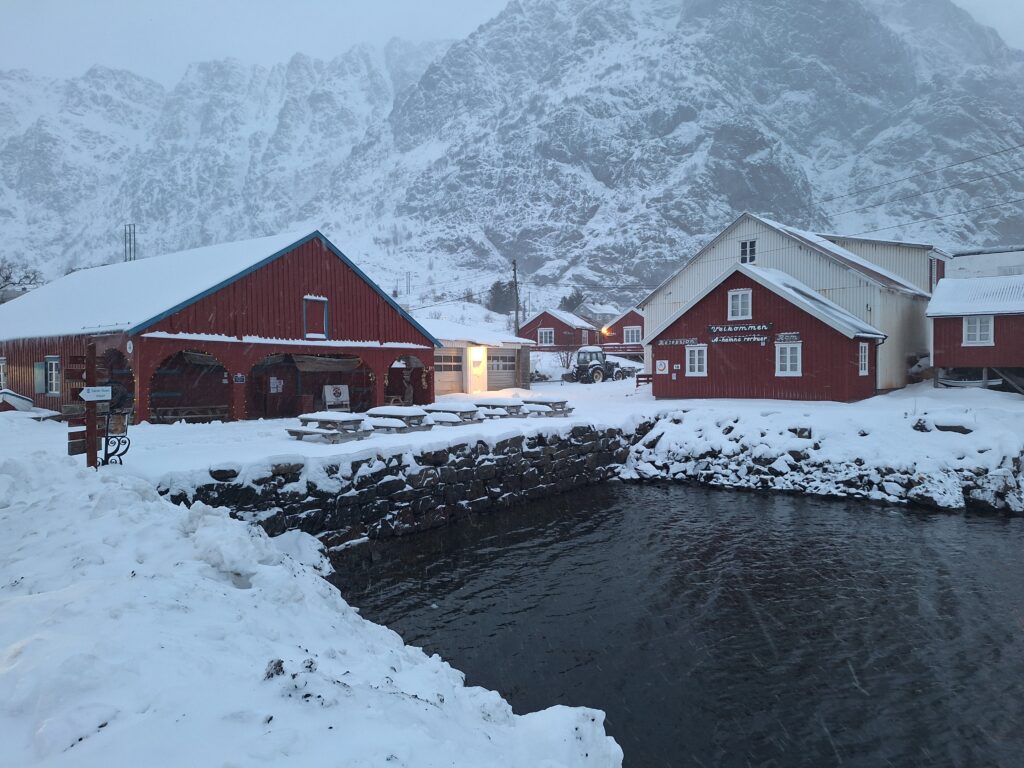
[
  {"xmin": 647, "ymin": 264, "xmax": 885, "ymax": 402},
  {"xmin": 519, "ymin": 309, "xmax": 597, "ymax": 351},
  {"xmin": 0, "ymin": 231, "xmax": 441, "ymax": 422},
  {"xmin": 927, "ymin": 275, "xmax": 1024, "ymax": 391},
  {"xmin": 599, "ymin": 308, "xmax": 644, "ymax": 356}
]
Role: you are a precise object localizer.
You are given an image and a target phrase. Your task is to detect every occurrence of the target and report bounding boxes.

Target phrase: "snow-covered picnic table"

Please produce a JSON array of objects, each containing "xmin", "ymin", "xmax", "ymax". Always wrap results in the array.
[
  {"xmin": 423, "ymin": 402, "xmax": 482, "ymax": 422},
  {"xmin": 472, "ymin": 397, "xmax": 526, "ymax": 417},
  {"xmin": 521, "ymin": 396, "xmax": 574, "ymax": 416},
  {"xmin": 288, "ymin": 411, "xmax": 367, "ymax": 443},
  {"xmin": 365, "ymin": 405, "xmax": 431, "ymax": 431}
]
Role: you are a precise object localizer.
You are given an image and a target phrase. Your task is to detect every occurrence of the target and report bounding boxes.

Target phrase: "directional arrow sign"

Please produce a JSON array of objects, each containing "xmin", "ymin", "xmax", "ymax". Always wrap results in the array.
[{"xmin": 79, "ymin": 386, "xmax": 112, "ymax": 402}]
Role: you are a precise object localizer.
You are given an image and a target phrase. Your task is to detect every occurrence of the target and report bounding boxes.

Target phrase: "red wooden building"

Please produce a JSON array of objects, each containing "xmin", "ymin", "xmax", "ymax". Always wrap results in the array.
[
  {"xmin": 646, "ymin": 264, "xmax": 885, "ymax": 402},
  {"xmin": 927, "ymin": 275, "xmax": 1024, "ymax": 392},
  {"xmin": 519, "ymin": 309, "xmax": 597, "ymax": 351},
  {"xmin": 0, "ymin": 231, "xmax": 441, "ymax": 422},
  {"xmin": 599, "ymin": 308, "xmax": 644, "ymax": 357}
]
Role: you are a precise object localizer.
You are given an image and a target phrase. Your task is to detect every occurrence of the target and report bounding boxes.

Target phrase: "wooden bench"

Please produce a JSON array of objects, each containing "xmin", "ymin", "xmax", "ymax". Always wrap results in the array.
[
  {"xmin": 424, "ymin": 403, "xmax": 482, "ymax": 422},
  {"xmin": 521, "ymin": 398, "xmax": 574, "ymax": 417},
  {"xmin": 290, "ymin": 411, "xmax": 368, "ymax": 443},
  {"xmin": 366, "ymin": 406, "xmax": 432, "ymax": 432},
  {"xmin": 286, "ymin": 426, "xmax": 365, "ymax": 444},
  {"xmin": 151, "ymin": 405, "xmax": 230, "ymax": 424},
  {"xmin": 635, "ymin": 373, "xmax": 653, "ymax": 388}
]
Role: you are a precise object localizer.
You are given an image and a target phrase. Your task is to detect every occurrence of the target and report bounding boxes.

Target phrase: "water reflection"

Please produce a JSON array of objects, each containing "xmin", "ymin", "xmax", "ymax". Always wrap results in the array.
[{"xmin": 331, "ymin": 483, "xmax": 1024, "ymax": 767}]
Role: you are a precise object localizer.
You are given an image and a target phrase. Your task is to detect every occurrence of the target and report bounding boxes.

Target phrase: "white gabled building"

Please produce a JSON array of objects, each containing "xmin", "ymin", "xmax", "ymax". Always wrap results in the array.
[{"xmin": 640, "ymin": 213, "xmax": 949, "ymax": 391}]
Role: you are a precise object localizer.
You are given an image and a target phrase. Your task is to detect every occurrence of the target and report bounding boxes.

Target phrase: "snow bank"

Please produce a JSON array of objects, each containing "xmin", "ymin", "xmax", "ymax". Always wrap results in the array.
[{"xmin": 0, "ymin": 455, "xmax": 622, "ymax": 767}]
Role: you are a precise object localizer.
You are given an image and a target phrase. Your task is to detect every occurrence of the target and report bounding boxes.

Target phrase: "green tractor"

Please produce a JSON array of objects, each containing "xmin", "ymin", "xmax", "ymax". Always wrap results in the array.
[{"xmin": 562, "ymin": 346, "xmax": 626, "ymax": 384}]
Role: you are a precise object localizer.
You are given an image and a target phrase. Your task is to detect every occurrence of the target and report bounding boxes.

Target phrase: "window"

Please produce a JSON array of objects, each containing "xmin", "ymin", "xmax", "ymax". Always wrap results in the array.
[
  {"xmin": 45, "ymin": 357, "xmax": 61, "ymax": 394},
  {"xmin": 963, "ymin": 315, "xmax": 994, "ymax": 346},
  {"xmin": 858, "ymin": 342, "xmax": 869, "ymax": 376},
  {"xmin": 487, "ymin": 354, "xmax": 516, "ymax": 371},
  {"xmin": 435, "ymin": 353, "xmax": 463, "ymax": 372},
  {"xmin": 623, "ymin": 326, "xmax": 642, "ymax": 344},
  {"xmin": 685, "ymin": 345, "xmax": 707, "ymax": 377},
  {"xmin": 740, "ymin": 239, "xmax": 756, "ymax": 263},
  {"xmin": 538, "ymin": 328, "xmax": 554, "ymax": 346},
  {"xmin": 775, "ymin": 343, "xmax": 802, "ymax": 377},
  {"xmin": 581, "ymin": 329, "xmax": 590, "ymax": 345},
  {"xmin": 303, "ymin": 296, "xmax": 328, "ymax": 339},
  {"xmin": 0, "ymin": 357, "xmax": 6, "ymax": 390},
  {"xmin": 727, "ymin": 289, "xmax": 752, "ymax": 320}
]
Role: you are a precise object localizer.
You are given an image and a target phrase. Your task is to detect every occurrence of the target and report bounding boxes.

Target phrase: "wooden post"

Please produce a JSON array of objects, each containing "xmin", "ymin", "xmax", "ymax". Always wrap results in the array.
[{"xmin": 85, "ymin": 342, "xmax": 98, "ymax": 469}]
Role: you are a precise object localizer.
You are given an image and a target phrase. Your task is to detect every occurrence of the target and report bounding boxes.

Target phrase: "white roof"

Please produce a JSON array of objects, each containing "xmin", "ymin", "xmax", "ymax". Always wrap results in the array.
[
  {"xmin": 601, "ymin": 306, "xmax": 643, "ymax": 331},
  {"xmin": 927, "ymin": 275, "xmax": 1024, "ymax": 317},
  {"xmin": 524, "ymin": 308, "xmax": 596, "ymax": 330},
  {"xmin": 0, "ymin": 231, "xmax": 309, "ymax": 342},
  {"xmin": 646, "ymin": 264, "xmax": 886, "ymax": 342},
  {"xmin": 418, "ymin": 318, "xmax": 534, "ymax": 347},
  {"xmin": 0, "ymin": 231, "xmax": 440, "ymax": 346}
]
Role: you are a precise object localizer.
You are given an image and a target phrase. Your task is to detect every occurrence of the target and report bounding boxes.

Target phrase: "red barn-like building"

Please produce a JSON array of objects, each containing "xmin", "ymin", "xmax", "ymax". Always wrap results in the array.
[
  {"xmin": 599, "ymin": 308, "xmax": 644, "ymax": 357},
  {"xmin": 520, "ymin": 309, "xmax": 597, "ymax": 351},
  {"xmin": 646, "ymin": 264, "xmax": 885, "ymax": 402},
  {"xmin": 927, "ymin": 275, "xmax": 1024, "ymax": 391},
  {"xmin": 0, "ymin": 231, "xmax": 441, "ymax": 422}
]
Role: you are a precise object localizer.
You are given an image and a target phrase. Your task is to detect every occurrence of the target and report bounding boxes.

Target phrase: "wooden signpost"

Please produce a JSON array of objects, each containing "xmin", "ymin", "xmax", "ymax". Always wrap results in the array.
[{"xmin": 67, "ymin": 344, "xmax": 121, "ymax": 468}]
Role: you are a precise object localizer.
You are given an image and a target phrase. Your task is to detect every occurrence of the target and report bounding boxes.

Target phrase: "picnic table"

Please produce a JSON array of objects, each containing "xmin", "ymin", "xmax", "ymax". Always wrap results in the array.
[
  {"xmin": 521, "ymin": 396, "xmax": 574, "ymax": 417},
  {"xmin": 472, "ymin": 397, "xmax": 526, "ymax": 417},
  {"xmin": 151, "ymin": 404, "xmax": 230, "ymax": 424},
  {"xmin": 363, "ymin": 416, "xmax": 409, "ymax": 434},
  {"xmin": 477, "ymin": 407, "xmax": 509, "ymax": 419},
  {"xmin": 635, "ymin": 373, "xmax": 653, "ymax": 388},
  {"xmin": 365, "ymin": 405, "xmax": 432, "ymax": 432},
  {"xmin": 424, "ymin": 402, "xmax": 482, "ymax": 422},
  {"xmin": 288, "ymin": 411, "xmax": 367, "ymax": 443},
  {"xmin": 425, "ymin": 411, "xmax": 463, "ymax": 427}
]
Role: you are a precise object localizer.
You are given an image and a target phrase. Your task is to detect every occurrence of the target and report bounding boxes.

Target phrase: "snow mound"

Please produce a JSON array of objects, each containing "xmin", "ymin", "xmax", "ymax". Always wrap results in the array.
[{"xmin": 0, "ymin": 456, "xmax": 621, "ymax": 767}]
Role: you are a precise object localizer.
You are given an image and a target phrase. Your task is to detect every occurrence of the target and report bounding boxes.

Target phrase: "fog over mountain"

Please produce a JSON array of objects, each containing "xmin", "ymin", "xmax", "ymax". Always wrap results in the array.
[{"xmin": 1, "ymin": 0, "xmax": 1022, "ymax": 309}]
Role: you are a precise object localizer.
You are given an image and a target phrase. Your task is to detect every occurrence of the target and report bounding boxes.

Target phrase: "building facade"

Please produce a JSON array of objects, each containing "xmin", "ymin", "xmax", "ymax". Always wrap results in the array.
[
  {"xmin": 0, "ymin": 231, "xmax": 441, "ymax": 422},
  {"xmin": 599, "ymin": 308, "xmax": 644, "ymax": 357},
  {"xmin": 418, "ymin": 318, "xmax": 533, "ymax": 395},
  {"xmin": 648, "ymin": 265, "xmax": 884, "ymax": 402},
  {"xmin": 519, "ymin": 309, "xmax": 597, "ymax": 351}
]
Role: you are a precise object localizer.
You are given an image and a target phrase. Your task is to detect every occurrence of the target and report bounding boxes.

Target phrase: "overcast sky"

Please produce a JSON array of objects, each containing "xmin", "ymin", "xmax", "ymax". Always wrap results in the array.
[{"xmin": 0, "ymin": 0, "xmax": 1020, "ymax": 85}]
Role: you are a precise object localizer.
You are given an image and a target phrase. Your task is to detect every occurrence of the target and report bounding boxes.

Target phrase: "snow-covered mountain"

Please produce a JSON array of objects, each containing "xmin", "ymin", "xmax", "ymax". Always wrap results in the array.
[{"xmin": 2, "ymin": 0, "xmax": 1022, "ymax": 311}]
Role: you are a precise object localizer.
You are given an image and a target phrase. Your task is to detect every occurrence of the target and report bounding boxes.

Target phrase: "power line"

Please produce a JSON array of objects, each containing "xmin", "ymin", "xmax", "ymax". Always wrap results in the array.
[
  {"xmin": 829, "ymin": 164, "xmax": 1024, "ymax": 217},
  {"xmin": 815, "ymin": 141, "xmax": 1024, "ymax": 206},
  {"xmin": 847, "ymin": 197, "xmax": 1024, "ymax": 236}
]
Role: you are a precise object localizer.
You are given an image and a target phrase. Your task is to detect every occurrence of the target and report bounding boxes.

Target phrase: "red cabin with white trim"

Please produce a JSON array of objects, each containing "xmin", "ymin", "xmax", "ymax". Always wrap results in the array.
[
  {"xmin": 647, "ymin": 264, "xmax": 884, "ymax": 402},
  {"xmin": 519, "ymin": 309, "xmax": 597, "ymax": 351},
  {"xmin": 599, "ymin": 308, "xmax": 644, "ymax": 356}
]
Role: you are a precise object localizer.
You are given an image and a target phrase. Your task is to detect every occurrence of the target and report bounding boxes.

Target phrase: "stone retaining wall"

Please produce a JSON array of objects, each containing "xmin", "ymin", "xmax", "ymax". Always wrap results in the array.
[{"xmin": 166, "ymin": 425, "xmax": 640, "ymax": 546}]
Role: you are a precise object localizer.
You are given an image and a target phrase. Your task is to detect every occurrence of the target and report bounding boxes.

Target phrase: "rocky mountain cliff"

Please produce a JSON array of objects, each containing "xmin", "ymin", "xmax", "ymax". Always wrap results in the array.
[{"xmin": 1, "ymin": 0, "xmax": 1022, "ymax": 311}]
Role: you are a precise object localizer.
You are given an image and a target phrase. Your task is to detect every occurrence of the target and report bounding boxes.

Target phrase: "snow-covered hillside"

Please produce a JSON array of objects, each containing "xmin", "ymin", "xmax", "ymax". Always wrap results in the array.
[
  {"xmin": 0, "ymin": 455, "xmax": 621, "ymax": 766},
  {"xmin": 2, "ymin": 0, "xmax": 1023, "ymax": 311}
]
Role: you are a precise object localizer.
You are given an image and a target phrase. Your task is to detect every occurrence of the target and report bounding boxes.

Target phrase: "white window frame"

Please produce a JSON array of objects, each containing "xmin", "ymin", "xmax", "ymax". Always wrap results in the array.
[
  {"xmin": 740, "ymin": 239, "xmax": 757, "ymax": 264},
  {"xmin": 685, "ymin": 344, "xmax": 707, "ymax": 377},
  {"xmin": 623, "ymin": 326, "xmax": 642, "ymax": 345},
  {"xmin": 0, "ymin": 356, "xmax": 6, "ymax": 390},
  {"xmin": 303, "ymin": 296, "xmax": 329, "ymax": 340},
  {"xmin": 858, "ymin": 342, "xmax": 869, "ymax": 376},
  {"xmin": 727, "ymin": 289, "xmax": 752, "ymax": 321},
  {"xmin": 962, "ymin": 315, "xmax": 994, "ymax": 347},
  {"xmin": 45, "ymin": 356, "xmax": 61, "ymax": 395},
  {"xmin": 581, "ymin": 329, "xmax": 590, "ymax": 345},
  {"xmin": 775, "ymin": 343, "xmax": 802, "ymax": 377},
  {"xmin": 537, "ymin": 327, "xmax": 554, "ymax": 346}
]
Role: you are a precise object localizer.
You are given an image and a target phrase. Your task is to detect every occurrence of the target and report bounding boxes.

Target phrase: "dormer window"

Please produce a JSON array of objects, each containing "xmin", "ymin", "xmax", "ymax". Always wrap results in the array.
[
  {"xmin": 740, "ymin": 239, "xmax": 757, "ymax": 263},
  {"xmin": 727, "ymin": 289, "xmax": 752, "ymax": 320}
]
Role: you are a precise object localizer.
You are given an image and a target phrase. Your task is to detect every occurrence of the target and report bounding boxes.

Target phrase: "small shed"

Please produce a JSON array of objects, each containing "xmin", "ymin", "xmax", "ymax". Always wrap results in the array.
[
  {"xmin": 519, "ymin": 309, "xmax": 597, "ymax": 351},
  {"xmin": 600, "ymin": 308, "xmax": 645, "ymax": 358},
  {"xmin": 927, "ymin": 275, "xmax": 1024, "ymax": 392},
  {"xmin": 647, "ymin": 264, "xmax": 885, "ymax": 402},
  {"xmin": 417, "ymin": 318, "xmax": 533, "ymax": 395}
]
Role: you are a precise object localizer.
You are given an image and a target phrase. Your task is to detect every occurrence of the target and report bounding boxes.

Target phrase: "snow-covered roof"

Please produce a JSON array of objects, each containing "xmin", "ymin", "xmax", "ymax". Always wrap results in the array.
[
  {"xmin": 418, "ymin": 318, "xmax": 534, "ymax": 347},
  {"xmin": 601, "ymin": 306, "xmax": 643, "ymax": 331},
  {"xmin": 0, "ymin": 231, "xmax": 440, "ymax": 347},
  {"xmin": 646, "ymin": 264, "xmax": 886, "ymax": 343},
  {"xmin": 927, "ymin": 275, "xmax": 1024, "ymax": 317},
  {"xmin": 523, "ymin": 308, "xmax": 596, "ymax": 330}
]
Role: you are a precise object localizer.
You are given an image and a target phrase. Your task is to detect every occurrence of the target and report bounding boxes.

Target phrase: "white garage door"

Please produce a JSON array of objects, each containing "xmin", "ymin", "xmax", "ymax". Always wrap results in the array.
[
  {"xmin": 487, "ymin": 352, "xmax": 517, "ymax": 390},
  {"xmin": 434, "ymin": 351, "xmax": 464, "ymax": 395}
]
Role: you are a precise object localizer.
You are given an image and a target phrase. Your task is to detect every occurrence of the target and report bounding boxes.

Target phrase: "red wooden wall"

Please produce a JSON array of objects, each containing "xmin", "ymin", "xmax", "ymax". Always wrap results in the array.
[
  {"xmin": 650, "ymin": 272, "xmax": 877, "ymax": 402},
  {"xmin": 932, "ymin": 315, "xmax": 1024, "ymax": 368},
  {"xmin": 520, "ymin": 311, "xmax": 594, "ymax": 349}
]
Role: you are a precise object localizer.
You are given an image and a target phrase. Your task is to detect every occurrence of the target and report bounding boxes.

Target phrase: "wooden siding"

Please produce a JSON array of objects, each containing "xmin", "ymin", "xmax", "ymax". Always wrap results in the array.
[
  {"xmin": 650, "ymin": 272, "xmax": 877, "ymax": 402},
  {"xmin": 145, "ymin": 238, "xmax": 434, "ymax": 347},
  {"xmin": 826, "ymin": 237, "xmax": 938, "ymax": 294},
  {"xmin": 932, "ymin": 315, "xmax": 1024, "ymax": 368},
  {"xmin": 520, "ymin": 311, "xmax": 591, "ymax": 349}
]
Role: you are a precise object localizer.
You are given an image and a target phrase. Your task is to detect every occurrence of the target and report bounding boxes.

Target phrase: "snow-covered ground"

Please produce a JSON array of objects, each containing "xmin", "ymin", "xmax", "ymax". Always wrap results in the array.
[
  {"xmin": 530, "ymin": 351, "xmax": 643, "ymax": 381},
  {"xmin": 0, "ymin": 452, "xmax": 622, "ymax": 767}
]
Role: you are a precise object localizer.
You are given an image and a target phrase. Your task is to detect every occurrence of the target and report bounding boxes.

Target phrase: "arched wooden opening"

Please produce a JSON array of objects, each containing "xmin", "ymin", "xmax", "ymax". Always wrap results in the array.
[
  {"xmin": 248, "ymin": 353, "xmax": 373, "ymax": 417},
  {"xmin": 98, "ymin": 349, "xmax": 135, "ymax": 412},
  {"xmin": 385, "ymin": 354, "xmax": 431, "ymax": 406},
  {"xmin": 148, "ymin": 349, "xmax": 230, "ymax": 423}
]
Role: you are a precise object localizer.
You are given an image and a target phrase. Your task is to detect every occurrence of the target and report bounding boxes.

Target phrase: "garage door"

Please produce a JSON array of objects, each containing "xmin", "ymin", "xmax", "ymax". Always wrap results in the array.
[
  {"xmin": 434, "ymin": 351, "xmax": 464, "ymax": 395},
  {"xmin": 487, "ymin": 352, "xmax": 517, "ymax": 390}
]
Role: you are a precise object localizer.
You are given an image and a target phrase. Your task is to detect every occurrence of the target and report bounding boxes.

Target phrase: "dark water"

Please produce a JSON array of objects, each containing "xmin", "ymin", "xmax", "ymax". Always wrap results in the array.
[{"xmin": 330, "ymin": 483, "xmax": 1024, "ymax": 767}]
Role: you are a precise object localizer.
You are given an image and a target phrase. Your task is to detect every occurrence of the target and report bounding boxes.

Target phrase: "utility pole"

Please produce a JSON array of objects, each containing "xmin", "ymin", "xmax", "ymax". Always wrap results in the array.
[{"xmin": 512, "ymin": 259, "xmax": 520, "ymax": 335}]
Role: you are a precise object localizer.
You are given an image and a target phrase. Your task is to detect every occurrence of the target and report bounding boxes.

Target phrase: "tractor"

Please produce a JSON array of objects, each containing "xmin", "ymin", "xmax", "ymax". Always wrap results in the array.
[{"xmin": 562, "ymin": 346, "xmax": 626, "ymax": 384}]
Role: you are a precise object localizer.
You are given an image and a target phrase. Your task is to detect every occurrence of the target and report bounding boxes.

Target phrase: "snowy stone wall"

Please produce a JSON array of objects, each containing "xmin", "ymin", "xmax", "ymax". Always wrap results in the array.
[{"xmin": 168, "ymin": 425, "xmax": 639, "ymax": 546}]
